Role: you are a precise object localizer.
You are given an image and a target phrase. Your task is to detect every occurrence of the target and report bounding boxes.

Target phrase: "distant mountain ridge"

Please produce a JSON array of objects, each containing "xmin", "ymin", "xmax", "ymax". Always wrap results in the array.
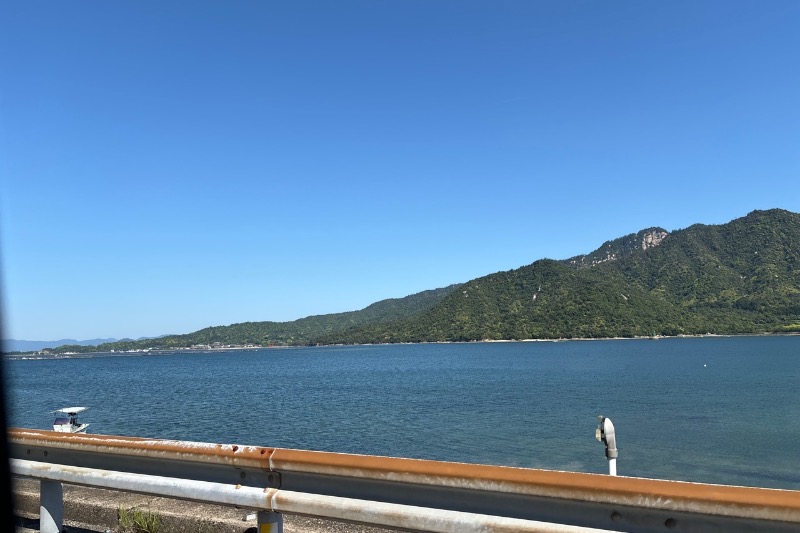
[
  {"xmin": 29, "ymin": 208, "xmax": 800, "ymax": 353},
  {"xmin": 3, "ymin": 338, "xmax": 118, "ymax": 353}
]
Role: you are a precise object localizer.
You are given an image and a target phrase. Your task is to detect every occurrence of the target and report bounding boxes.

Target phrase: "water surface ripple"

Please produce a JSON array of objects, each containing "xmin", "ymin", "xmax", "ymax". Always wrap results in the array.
[{"xmin": 6, "ymin": 336, "xmax": 800, "ymax": 490}]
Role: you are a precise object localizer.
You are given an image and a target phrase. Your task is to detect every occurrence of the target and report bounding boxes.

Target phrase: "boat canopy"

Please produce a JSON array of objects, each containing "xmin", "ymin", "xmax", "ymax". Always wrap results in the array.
[{"xmin": 55, "ymin": 407, "xmax": 87, "ymax": 414}]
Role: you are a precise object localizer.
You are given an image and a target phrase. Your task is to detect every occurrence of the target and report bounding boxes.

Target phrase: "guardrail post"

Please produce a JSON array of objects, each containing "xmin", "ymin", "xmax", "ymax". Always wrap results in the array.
[
  {"xmin": 257, "ymin": 510, "xmax": 283, "ymax": 533},
  {"xmin": 40, "ymin": 479, "xmax": 64, "ymax": 533}
]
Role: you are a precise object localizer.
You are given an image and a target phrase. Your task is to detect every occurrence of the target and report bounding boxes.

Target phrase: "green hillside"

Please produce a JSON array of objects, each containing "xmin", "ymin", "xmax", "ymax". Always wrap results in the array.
[
  {"xmin": 47, "ymin": 208, "xmax": 799, "ymax": 353},
  {"xmin": 51, "ymin": 285, "xmax": 460, "ymax": 353},
  {"xmin": 319, "ymin": 209, "xmax": 800, "ymax": 343},
  {"xmin": 609, "ymin": 209, "xmax": 800, "ymax": 332}
]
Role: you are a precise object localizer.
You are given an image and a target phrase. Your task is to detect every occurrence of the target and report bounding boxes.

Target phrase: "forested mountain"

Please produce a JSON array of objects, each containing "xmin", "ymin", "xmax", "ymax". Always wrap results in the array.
[
  {"xmin": 319, "ymin": 209, "xmax": 800, "ymax": 343},
  {"xmin": 50, "ymin": 285, "xmax": 459, "ymax": 353},
  {"xmin": 43, "ymin": 209, "xmax": 799, "ymax": 353}
]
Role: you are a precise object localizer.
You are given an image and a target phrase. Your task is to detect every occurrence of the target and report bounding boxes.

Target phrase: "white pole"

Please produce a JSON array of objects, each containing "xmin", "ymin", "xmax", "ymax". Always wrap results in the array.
[
  {"xmin": 596, "ymin": 416, "xmax": 618, "ymax": 476},
  {"xmin": 40, "ymin": 479, "xmax": 64, "ymax": 533}
]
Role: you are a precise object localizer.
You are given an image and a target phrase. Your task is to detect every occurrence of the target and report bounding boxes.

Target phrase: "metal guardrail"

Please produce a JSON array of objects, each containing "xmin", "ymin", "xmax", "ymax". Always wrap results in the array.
[{"xmin": 9, "ymin": 428, "xmax": 800, "ymax": 533}]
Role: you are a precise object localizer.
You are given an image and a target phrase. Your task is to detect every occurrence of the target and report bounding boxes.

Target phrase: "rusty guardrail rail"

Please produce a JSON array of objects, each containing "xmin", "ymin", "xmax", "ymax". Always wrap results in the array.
[{"xmin": 9, "ymin": 428, "xmax": 800, "ymax": 533}]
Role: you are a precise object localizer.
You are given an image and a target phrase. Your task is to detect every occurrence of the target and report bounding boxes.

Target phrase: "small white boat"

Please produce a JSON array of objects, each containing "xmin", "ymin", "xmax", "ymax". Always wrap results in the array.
[{"xmin": 52, "ymin": 407, "xmax": 90, "ymax": 433}]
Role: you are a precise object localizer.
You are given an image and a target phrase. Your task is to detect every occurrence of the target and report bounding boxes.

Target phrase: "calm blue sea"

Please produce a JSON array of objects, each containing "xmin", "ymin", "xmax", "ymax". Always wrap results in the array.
[{"xmin": 5, "ymin": 336, "xmax": 800, "ymax": 490}]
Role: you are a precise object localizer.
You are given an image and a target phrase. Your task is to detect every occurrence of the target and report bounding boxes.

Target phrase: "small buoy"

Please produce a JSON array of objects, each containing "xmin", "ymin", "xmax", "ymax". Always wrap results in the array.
[{"xmin": 704, "ymin": 364, "xmax": 707, "ymax": 368}]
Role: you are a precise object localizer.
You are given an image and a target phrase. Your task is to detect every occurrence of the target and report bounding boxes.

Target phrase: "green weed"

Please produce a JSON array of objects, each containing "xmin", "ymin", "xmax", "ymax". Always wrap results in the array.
[{"xmin": 117, "ymin": 506, "xmax": 162, "ymax": 533}]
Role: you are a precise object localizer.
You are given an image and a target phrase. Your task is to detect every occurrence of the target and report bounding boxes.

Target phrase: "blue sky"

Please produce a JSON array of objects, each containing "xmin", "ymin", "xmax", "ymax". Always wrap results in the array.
[{"xmin": 2, "ymin": 1, "xmax": 798, "ymax": 341}]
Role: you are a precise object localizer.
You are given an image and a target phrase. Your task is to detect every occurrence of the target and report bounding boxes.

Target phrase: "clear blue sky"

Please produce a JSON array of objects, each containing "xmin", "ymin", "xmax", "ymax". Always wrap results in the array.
[{"xmin": 2, "ymin": 2, "xmax": 798, "ymax": 341}]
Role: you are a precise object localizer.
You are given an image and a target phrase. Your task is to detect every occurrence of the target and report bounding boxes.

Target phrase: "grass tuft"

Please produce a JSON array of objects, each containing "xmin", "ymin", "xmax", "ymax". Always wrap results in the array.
[{"xmin": 117, "ymin": 506, "xmax": 162, "ymax": 533}]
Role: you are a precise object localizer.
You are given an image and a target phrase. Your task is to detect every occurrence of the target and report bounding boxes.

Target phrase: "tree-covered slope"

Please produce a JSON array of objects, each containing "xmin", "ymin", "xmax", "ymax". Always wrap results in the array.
[
  {"xmin": 52, "ymin": 285, "xmax": 459, "ymax": 352},
  {"xmin": 320, "ymin": 209, "xmax": 800, "ymax": 343},
  {"xmin": 45, "ymin": 208, "xmax": 800, "ymax": 353},
  {"xmin": 607, "ymin": 209, "xmax": 800, "ymax": 332},
  {"xmin": 318, "ymin": 259, "xmax": 687, "ymax": 343}
]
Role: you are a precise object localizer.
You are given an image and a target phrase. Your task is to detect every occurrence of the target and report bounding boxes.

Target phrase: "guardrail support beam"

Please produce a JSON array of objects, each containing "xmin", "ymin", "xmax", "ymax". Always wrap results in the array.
[
  {"xmin": 257, "ymin": 510, "xmax": 283, "ymax": 533},
  {"xmin": 40, "ymin": 479, "xmax": 64, "ymax": 533}
]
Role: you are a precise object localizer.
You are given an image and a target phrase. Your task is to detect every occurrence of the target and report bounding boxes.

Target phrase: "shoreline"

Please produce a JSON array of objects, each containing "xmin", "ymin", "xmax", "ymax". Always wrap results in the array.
[{"xmin": 4, "ymin": 332, "xmax": 798, "ymax": 360}]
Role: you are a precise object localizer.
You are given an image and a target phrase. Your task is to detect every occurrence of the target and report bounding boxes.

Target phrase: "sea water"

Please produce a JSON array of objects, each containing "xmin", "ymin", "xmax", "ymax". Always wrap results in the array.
[{"xmin": 5, "ymin": 336, "xmax": 800, "ymax": 490}]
